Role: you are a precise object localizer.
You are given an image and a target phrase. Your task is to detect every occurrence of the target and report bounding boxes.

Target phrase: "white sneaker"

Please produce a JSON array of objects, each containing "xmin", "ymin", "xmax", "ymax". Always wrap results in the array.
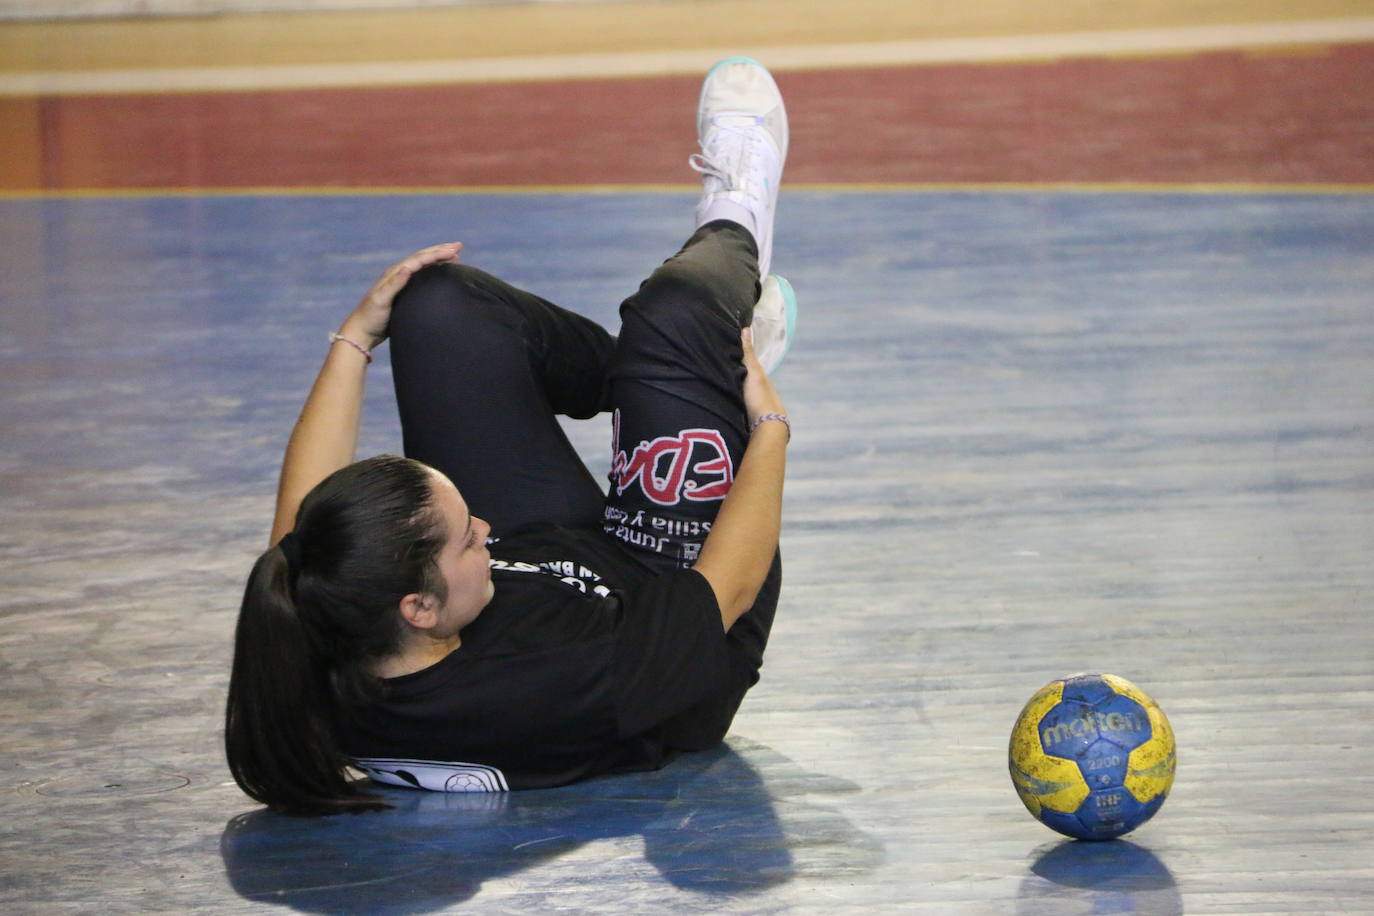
[
  {"xmin": 690, "ymin": 57, "xmax": 788, "ymax": 278},
  {"xmin": 752, "ymin": 274, "xmax": 797, "ymax": 374}
]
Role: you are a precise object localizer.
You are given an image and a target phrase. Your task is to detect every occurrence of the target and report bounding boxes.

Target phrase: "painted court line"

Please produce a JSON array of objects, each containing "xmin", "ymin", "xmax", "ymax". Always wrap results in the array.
[
  {"xmin": 1, "ymin": 17, "xmax": 1371, "ymax": 95},
  {"xmin": 3, "ymin": 183, "xmax": 1373, "ymax": 201}
]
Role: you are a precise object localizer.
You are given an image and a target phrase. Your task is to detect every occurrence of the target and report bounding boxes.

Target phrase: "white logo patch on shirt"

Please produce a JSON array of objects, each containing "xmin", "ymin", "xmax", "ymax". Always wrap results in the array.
[
  {"xmin": 354, "ymin": 757, "xmax": 509, "ymax": 792},
  {"xmin": 488, "ymin": 556, "xmax": 612, "ymax": 598}
]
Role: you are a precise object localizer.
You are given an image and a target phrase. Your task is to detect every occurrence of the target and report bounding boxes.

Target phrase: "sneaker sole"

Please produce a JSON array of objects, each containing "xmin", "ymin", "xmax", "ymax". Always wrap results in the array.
[{"xmin": 767, "ymin": 273, "xmax": 797, "ymax": 374}]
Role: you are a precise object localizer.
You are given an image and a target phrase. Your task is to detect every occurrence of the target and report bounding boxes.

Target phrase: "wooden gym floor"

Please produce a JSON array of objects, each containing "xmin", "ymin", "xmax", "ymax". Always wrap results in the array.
[{"xmin": 1, "ymin": 0, "xmax": 1372, "ymax": 912}]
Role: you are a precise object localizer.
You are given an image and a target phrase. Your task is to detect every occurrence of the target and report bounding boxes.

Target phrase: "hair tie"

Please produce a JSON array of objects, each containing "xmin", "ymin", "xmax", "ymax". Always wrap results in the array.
[{"xmin": 278, "ymin": 531, "xmax": 303, "ymax": 578}]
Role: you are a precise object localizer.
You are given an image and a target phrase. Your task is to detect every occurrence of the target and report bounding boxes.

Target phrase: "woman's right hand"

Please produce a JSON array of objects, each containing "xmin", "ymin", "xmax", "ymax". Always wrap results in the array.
[
  {"xmin": 740, "ymin": 327, "xmax": 787, "ymax": 425},
  {"xmin": 339, "ymin": 242, "xmax": 463, "ymax": 349}
]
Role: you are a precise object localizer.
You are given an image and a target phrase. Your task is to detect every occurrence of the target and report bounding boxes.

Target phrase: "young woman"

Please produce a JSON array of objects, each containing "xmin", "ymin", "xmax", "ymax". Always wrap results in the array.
[{"xmin": 225, "ymin": 58, "xmax": 795, "ymax": 815}]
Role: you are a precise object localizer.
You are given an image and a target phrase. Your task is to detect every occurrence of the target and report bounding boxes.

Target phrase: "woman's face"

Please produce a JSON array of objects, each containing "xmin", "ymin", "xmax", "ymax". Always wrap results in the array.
[{"xmin": 426, "ymin": 471, "xmax": 494, "ymax": 635}]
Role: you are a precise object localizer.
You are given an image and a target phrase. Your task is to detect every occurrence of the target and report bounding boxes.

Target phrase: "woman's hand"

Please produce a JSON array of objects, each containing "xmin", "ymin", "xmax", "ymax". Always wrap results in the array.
[
  {"xmin": 338, "ymin": 242, "xmax": 462, "ymax": 348},
  {"xmin": 740, "ymin": 327, "xmax": 787, "ymax": 424}
]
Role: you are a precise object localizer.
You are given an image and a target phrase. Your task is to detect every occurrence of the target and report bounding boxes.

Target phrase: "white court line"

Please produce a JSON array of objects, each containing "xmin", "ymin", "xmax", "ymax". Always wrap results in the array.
[{"xmin": 2, "ymin": 17, "xmax": 1372, "ymax": 96}]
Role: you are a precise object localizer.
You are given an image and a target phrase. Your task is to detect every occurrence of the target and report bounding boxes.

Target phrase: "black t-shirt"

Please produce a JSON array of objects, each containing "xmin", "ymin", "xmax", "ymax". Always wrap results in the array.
[{"xmin": 339, "ymin": 525, "xmax": 729, "ymax": 792}]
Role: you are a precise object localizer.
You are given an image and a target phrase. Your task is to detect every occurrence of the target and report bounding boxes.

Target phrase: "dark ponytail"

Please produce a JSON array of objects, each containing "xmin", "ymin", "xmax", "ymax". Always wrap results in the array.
[{"xmin": 225, "ymin": 456, "xmax": 448, "ymax": 816}]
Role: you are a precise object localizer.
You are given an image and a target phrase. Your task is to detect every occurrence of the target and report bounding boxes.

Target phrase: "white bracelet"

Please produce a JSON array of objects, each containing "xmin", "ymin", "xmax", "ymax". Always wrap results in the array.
[
  {"xmin": 749, "ymin": 413, "xmax": 790, "ymax": 439},
  {"xmin": 328, "ymin": 332, "xmax": 373, "ymax": 364}
]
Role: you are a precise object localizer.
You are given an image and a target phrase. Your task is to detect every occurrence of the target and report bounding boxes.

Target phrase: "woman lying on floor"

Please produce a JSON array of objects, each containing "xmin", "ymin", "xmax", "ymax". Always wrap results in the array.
[{"xmin": 225, "ymin": 57, "xmax": 797, "ymax": 814}]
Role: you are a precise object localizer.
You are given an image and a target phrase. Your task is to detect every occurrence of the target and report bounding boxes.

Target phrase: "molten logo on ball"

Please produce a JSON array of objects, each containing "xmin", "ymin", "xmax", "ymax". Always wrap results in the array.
[{"xmin": 1009, "ymin": 673, "xmax": 1175, "ymax": 840}]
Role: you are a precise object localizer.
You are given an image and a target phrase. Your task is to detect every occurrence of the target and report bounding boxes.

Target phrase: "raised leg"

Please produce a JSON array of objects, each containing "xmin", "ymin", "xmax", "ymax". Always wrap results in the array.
[
  {"xmin": 388, "ymin": 262, "xmax": 615, "ymax": 535},
  {"xmin": 605, "ymin": 219, "xmax": 781, "ymax": 749}
]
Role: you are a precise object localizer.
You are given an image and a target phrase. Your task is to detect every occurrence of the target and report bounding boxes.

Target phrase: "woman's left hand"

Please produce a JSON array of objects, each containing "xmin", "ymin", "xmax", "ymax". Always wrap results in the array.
[
  {"xmin": 740, "ymin": 327, "xmax": 787, "ymax": 424},
  {"xmin": 339, "ymin": 242, "xmax": 463, "ymax": 348}
]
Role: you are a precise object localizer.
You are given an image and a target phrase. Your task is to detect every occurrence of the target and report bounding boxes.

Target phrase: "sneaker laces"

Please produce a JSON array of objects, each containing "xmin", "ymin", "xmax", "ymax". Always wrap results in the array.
[{"xmin": 689, "ymin": 116, "xmax": 776, "ymax": 208}]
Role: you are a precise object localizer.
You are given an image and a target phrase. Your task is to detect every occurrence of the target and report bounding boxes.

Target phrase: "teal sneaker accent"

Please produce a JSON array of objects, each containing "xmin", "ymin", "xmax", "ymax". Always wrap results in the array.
[{"xmin": 771, "ymin": 274, "xmax": 797, "ymax": 373}]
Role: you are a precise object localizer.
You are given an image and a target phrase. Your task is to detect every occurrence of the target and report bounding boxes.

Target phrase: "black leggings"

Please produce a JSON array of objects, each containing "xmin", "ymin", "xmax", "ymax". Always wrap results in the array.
[{"xmin": 387, "ymin": 221, "xmax": 780, "ymax": 748}]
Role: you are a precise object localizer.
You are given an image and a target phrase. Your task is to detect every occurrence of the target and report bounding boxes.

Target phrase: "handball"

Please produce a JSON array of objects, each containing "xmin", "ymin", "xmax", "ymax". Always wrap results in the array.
[{"xmin": 1009, "ymin": 673, "xmax": 1175, "ymax": 840}]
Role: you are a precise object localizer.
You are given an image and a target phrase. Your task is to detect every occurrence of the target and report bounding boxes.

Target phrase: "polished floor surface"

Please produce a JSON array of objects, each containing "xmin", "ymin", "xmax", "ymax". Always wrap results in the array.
[{"xmin": 2, "ymin": 1, "xmax": 1373, "ymax": 913}]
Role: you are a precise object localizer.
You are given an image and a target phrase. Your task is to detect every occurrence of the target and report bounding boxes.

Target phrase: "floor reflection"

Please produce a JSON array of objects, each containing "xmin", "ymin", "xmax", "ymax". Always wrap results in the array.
[
  {"xmin": 1016, "ymin": 837, "xmax": 1181, "ymax": 916},
  {"xmin": 221, "ymin": 738, "xmax": 881, "ymax": 912}
]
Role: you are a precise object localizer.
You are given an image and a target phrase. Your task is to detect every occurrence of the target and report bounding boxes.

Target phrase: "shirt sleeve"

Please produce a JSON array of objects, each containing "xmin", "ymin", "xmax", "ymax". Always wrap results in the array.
[{"xmin": 610, "ymin": 567, "xmax": 731, "ymax": 738}]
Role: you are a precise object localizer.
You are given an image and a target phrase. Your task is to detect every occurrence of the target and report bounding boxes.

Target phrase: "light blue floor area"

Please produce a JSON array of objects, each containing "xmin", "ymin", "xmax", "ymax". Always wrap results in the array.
[{"xmin": 2, "ymin": 192, "xmax": 1372, "ymax": 913}]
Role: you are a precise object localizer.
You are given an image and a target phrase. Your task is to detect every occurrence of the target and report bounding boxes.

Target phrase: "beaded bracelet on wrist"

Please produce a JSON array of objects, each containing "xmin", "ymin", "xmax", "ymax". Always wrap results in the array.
[
  {"xmin": 749, "ymin": 413, "xmax": 790, "ymax": 439},
  {"xmin": 328, "ymin": 331, "xmax": 373, "ymax": 364}
]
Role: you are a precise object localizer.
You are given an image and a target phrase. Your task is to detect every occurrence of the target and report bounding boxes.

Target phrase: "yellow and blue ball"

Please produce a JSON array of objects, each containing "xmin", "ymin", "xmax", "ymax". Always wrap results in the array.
[{"xmin": 1009, "ymin": 673, "xmax": 1176, "ymax": 840}]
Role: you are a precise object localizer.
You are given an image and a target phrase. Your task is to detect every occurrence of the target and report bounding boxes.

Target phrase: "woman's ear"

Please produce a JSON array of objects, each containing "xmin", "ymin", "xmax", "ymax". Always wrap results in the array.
[{"xmin": 398, "ymin": 592, "xmax": 439, "ymax": 629}]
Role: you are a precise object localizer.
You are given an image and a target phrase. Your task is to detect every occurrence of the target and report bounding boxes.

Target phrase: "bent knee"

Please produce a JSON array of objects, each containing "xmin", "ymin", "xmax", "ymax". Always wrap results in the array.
[
  {"xmin": 394, "ymin": 262, "xmax": 484, "ymax": 313},
  {"xmin": 629, "ymin": 261, "xmax": 753, "ymax": 325},
  {"xmin": 391, "ymin": 263, "xmax": 514, "ymax": 336}
]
